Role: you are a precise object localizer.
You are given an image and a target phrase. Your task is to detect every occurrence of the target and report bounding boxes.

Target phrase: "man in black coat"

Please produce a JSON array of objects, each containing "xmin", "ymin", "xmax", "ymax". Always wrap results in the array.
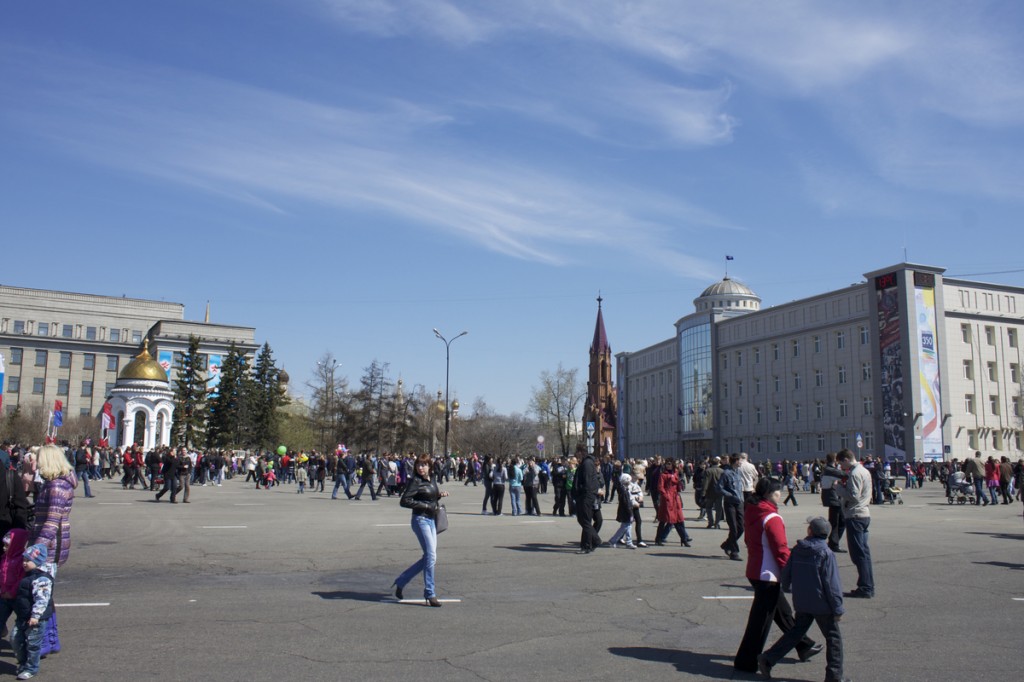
[
  {"xmin": 155, "ymin": 448, "xmax": 180, "ymax": 503},
  {"xmin": 0, "ymin": 444, "xmax": 30, "ymax": 537},
  {"xmin": 573, "ymin": 445, "xmax": 602, "ymax": 554},
  {"xmin": 819, "ymin": 452, "xmax": 847, "ymax": 552}
]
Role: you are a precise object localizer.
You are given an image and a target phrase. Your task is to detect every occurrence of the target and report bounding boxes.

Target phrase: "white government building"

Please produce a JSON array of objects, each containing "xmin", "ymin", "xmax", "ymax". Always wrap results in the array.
[
  {"xmin": 615, "ymin": 263, "xmax": 1024, "ymax": 463},
  {"xmin": 0, "ymin": 284, "xmax": 261, "ymax": 449}
]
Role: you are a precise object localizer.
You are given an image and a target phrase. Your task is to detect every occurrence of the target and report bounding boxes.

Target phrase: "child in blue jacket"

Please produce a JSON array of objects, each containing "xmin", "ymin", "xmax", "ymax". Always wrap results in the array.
[{"xmin": 757, "ymin": 516, "xmax": 849, "ymax": 682}]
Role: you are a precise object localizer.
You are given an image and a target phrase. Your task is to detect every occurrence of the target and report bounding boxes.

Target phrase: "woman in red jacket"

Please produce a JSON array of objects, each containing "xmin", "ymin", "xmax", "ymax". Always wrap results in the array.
[
  {"xmin": 734, "ymin": 478, "xmax": 820, "ymax": 672},
  {"xmin": 654, "ymin": 458, "xmax": 692, "ymax": 547},
  {"xmin": 984, "ymin": 457, "xmax": 1001, "ymax": 505}
]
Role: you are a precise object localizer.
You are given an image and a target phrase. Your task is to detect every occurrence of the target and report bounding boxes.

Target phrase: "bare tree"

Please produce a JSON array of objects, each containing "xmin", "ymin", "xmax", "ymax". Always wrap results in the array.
[
  {"xmin": 307, "ymin": 352, "xmax": 349, "ymax": 452},
  {"xmin": 458, "ymin": 398, "xmax": 537, "ymax": 459},
  {"xmin": 529, "ymin": 364, "xmax": 585, "ymax": 457}
]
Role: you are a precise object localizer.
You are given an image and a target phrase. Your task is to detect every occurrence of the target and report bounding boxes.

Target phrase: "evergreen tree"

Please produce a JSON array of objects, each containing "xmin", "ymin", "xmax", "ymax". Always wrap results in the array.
[
  {"xmin": 172, "ymin": 335, "xmax": 207, "ymax": 448},
  {"xmin": 207, "ymin": 343, "xmax": 249, "ymax": 448},
  {"xmin": 250, "ymin": 342, "xmax": 287, "ymax": 449}
]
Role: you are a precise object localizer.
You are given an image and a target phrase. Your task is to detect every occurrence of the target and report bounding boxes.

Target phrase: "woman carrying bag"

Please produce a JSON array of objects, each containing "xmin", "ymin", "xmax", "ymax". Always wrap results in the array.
[{"xmin": 393, "ymin": 454, "xmax": 449, "ymax": 607}]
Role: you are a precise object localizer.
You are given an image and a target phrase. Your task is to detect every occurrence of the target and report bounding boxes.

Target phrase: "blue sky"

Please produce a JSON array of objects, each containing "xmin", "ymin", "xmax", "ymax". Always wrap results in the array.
[{"xmin": 3, "ymin": 1, "xmax": 1024, "ymax": 415}]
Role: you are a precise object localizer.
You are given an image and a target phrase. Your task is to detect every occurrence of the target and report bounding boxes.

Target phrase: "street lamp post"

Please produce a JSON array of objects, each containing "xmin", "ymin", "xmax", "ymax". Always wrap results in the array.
[{"xmin": 433, "ymin": 328, "xmax": 468, "ymax": 458}]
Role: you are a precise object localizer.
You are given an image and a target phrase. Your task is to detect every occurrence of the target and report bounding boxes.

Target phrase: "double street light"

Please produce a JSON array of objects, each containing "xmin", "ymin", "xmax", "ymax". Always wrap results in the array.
[{"xmin": 433, "ymin": 328, "xmax": 467, "ymax": 457}]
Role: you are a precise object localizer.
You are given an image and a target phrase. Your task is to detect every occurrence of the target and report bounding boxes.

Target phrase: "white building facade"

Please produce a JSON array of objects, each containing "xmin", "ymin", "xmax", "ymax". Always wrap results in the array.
[{"xmin": 616, "ymin": 264, "xmax": 1024, "ymax": 463}]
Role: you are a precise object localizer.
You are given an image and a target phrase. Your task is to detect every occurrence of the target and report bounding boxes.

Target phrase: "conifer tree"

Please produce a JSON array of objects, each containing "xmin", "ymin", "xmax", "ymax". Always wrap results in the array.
[
  {"xmin": 172, "ymin": 335, "xmax": 207, "ymax": 448},
  {"xmin": 250, "ymin": 342, "xmax": 287, "ymax": 449},
  {"xmin": 207, "ymin": 343, "xmax": 249, "ymax": 448}
]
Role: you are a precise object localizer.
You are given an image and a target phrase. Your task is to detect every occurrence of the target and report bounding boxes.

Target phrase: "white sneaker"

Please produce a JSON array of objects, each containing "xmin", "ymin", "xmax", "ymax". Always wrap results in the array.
[{"xmin": 626, "ymin": 544, "xmax": 637, "ymax": 549}]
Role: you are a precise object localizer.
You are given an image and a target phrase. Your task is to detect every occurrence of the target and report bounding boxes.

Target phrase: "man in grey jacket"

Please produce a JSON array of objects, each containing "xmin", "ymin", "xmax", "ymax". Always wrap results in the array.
[{"xmin": 836, "ymin": 449, "xmax": 873, "ymax": 598}]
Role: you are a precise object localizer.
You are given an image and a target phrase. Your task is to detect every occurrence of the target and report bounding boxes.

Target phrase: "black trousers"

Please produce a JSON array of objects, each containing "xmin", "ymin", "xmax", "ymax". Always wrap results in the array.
[
  {"xmin": 481, "ymin": 482, "xmax": 492, "ymax": 512},
  {"xmin": 553, "ymin": 486, "xmax": 567, "ymax": 515},
  {"xmin": 524, "ymin": 486, "xmax": 540, "ymax": 515},
  {"xmin": 631, "ymin": 507, "xmax": 644, "ymax": 543},
  {"xmin": 827, "ymin": 505, "xmax": 846, "ymax": 549},
  {"xmin": 763, "ymin": 612, "xmax": 843, "ymax": 681},
  {"xmin": 723, "ymin": 502, "xmax": 743, "ymax": 554},
  {"xmin": 576, "ymin": 502, "xmax": 601, "ymax": 551},
  {"xmin": 491, "ymin": 484, "xmax": 505, "ymax": 515},
  {"xmin": 734, "ymin": 580, "xmax": 816, "ymax": 672}
]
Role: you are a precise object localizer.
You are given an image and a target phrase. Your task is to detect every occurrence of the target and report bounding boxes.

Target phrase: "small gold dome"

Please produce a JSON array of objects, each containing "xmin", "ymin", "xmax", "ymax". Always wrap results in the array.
[{"xmin": 119, "ymin": 340, "xmax": 169, "ymax": 383}]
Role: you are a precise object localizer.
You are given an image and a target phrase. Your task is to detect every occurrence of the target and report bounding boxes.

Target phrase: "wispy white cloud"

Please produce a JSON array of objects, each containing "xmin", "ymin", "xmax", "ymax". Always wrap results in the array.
[{"xmin": 0, "ymin": 45, "xmax": 725, "ymax": 279}]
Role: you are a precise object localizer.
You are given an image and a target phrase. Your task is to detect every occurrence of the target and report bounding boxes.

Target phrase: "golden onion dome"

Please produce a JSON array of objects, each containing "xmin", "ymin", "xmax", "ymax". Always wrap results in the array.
[{"xmin": 119, "ymin": 340, "xmax": 169, "ymax": 383}]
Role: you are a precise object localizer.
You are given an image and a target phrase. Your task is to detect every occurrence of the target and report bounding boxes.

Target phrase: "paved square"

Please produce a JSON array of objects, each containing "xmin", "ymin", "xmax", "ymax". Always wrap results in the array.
[{"xmin": 16, "ymin": 478, "xmax": 1022, "ymax": 681}]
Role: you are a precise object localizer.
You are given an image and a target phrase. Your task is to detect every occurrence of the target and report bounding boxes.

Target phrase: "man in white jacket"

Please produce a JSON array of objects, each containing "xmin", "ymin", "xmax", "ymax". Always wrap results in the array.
[{"xmin": 836, "ymin": 449, "xmax": 874, "ymax": 598}]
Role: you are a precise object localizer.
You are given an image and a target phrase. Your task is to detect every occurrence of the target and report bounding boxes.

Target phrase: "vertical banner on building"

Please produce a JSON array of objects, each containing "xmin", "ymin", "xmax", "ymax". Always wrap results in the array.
[
  {"xmin": 875, "ymin": 273, "xmax": 905, "ymax": 461},
  {"xmin": 914, "ymin": 274, "xmax": 944, "ymax": 461},
  {"xmin": 157, "ymin": 350, "xmax": 173, "ymax": 381},
  {"xmin": 207, "ymin": 354, "xmax": 222, "ymax": 397}
]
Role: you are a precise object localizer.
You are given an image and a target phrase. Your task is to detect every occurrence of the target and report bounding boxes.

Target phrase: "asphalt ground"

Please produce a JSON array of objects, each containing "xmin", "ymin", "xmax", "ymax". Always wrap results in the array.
[{"xmin": 7, "ymin": 475, "xmax": 1021, "ymax": 682}]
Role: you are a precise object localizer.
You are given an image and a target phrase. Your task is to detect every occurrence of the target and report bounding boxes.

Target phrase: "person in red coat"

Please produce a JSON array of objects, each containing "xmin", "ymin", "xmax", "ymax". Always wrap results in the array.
[
  {"xmin": 654, "ymin": 458, "xmax": 692, "ymax": 547},
  {"xmin": 734, "ymin": 478, "xmax": 820, "ymax": 672}
]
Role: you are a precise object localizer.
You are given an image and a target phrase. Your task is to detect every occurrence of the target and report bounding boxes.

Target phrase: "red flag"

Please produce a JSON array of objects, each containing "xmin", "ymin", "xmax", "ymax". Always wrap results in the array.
[{"xmin": 102, "ymin": 402, "xmax": 116, "ymax": 431}]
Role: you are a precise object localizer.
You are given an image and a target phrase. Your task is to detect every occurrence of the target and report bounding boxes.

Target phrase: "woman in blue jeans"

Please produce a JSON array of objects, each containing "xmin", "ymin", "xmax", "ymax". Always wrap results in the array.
[{"xmin": 393, "ymin": 454, "xmax": 448, "ymax": 607}]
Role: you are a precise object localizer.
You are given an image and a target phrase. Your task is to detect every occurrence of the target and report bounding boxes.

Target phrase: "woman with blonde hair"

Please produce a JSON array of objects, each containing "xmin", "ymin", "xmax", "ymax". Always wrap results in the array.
[{"xmin": 33, "ymin": 444, "xmax": 76, "ymax": 577}]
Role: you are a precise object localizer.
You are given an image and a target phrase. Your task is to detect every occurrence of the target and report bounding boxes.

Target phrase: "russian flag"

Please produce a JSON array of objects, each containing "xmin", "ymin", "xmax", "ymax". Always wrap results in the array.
[{"xmin": 53, "ymin": 400, "xmax": 64, "ymax": 427}]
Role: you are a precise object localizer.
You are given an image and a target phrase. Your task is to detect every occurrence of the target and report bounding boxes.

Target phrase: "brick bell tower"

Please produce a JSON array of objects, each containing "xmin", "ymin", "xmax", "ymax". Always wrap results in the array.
[{"xmin": 583, "ymin": 295, "xmax": 618, "ymax": 457}]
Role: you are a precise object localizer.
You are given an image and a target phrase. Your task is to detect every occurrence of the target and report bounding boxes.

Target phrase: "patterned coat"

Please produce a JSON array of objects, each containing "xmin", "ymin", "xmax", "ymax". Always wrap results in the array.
[{"xmin": 33, "ymin": 472, "xmax": 76, "ymax": 567}]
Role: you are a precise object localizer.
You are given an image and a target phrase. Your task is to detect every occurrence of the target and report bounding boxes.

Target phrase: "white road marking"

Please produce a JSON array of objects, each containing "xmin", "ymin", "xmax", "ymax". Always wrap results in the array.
[
  {"xmin": 385, "ymin": 598, "xmax": 462, "ymax": 604},
  {"xmin": 234, "ymin": 504, "xmax": 265, "ymax": 506},
  {"xmin": 519, "ymin": 520, "xmax": 556, "ymax": 524},
  {"xmin": 56, "ymin": 602, "xmax": 110, "ymax": 607},
  {"xmin": 201, "ymin": 525, "xmax": 247, "ymax": 529},
  {"xmin": 1013, "ymin": 598, "xmax": 1024, "ymax": 602},
  {"xmin": 702, "ymin": 596, "xmax": 754, "ymax": 600}
]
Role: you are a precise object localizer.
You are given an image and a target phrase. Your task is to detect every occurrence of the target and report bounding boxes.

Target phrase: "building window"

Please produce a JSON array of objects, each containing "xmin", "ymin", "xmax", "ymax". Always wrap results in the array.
[
  {"xmin": 34, "ymin": 350, "xmax": 47, "ymax": 367},
  {"xmin": 775, "ymin": 436, "xmax": 783, "ymax": 454},
  {"xmin": 794, "ymin": 403, "xmax": 802, "ymax": 420},
  {"xmin": 864, "ymin": 432, "xmax": 874, "ymax": 451},
  {"xmin": 105, "ymin": 382, "xmax": 115, "ymax": 395},
  {"xmin": 7, "ymin": 377, "xmax": 19, "ymax": 393},
  {"xmin": 968, "ymin": 430, "xmax": 978, "ymax": 449},
  {"xmin": 815, "ymin": 401, "xmax": 824, "ymax": 419},
  {"xmin": 60, "ymin": 352, "xmax": 72, "ymax": 369},
  {"xmin": 963, "ymin": 360, "xmax": 974, "ymax": 380},
  {"xmin": 775, "ymin": 405, "xmax": 782, "ymax": 422},
  {"xmin": 754, "ymin": 347, "xmax": 761, "ymax": 364},
  {"xmin": 110, "ymin": 328, "xmax": 121, "ymax": 343},
  {"xmin": 794, "ymin": 373, "xmax": 802, "ymax": 390},
  {"xmin": 814, "ymin": 369, "xmax": 823, "ymax": 387},
  {"xmin": 737, "ymin": 409, "xmax": 744, "ymax": 425},
  {"xmin": 838, "ymin": 366, "xmax": 848, "ymax": 384},
  {"xmin": 32, "ymin": 378, "xmax": 44, "ymax": 394},
  {"xmin": 721, "ymin": 354, "xmax": 728, "ymax": 370},
  {"xmin": 80, "ymin": 408, "xmax": 90, "ymax": 416},
  {"xmin": 1009, "ymin": 328, "xmax": 1018, "ymax": 348},
  {"xmin": 987, "ymin": 362, "xmax": 998, "ymax": 382},
  {"xmin": 84, "ymin": 354, "xmax": 95, "ymax": 370},
  {"xmin": 722, "ymin": 383, "xmax": 729, "ymax": 399},
  {"xmin": 965, "ymin": 394, "xmax": 975, "ymax": 414},
  {"xmin": 57, "ymin": 379, "xmax": 69, "ymax": 395},
  {"xmin": 86, "ymin": 326, "xmax": 97, "ymax": 341},
  {"xmin": 813, "ymin": 336, "xmax": 821, "ymax": 353},
  {"xmin": 961, "ymin": 324, "xmax": 971, "ymax": 343},
  {"xmin": 723, "ymin": 410, "xmax": 729, "ymax": 426},
  {"xmin": 1013, "ymin": 397, "xmax": 1021, "ymax": 418},
  {"xmin": 772, "ymin": 344, "xmax": 780, "ymax": 361},
  {"xmin": 860, "ymin": 326, "xmax": 869, "ymax": 345},
  {"xmin": 862, "ymin": 363, "xmax": 872, "ymax": 381},
  {"xmin": 990, "ymin": 395, "xmax": 999, "ymax": 415},
  {"xmin": 737, "ymin": 381, "xmax": 743, "ymax": 397},
  {"xmin": 736, "ymin": 351, "xmax": 743, "ymax": 367},
  {"xmin": 795, "ymin": 435, "xmax": 803, "ymax": 453},
  {"xmin": 62, "ymin": 324, "xmax": 74, "ymax": 338},
  {"xmin": 839, "ymin": 399, "xmax": 848, "ymax": 418},
  {"xmin": 863, "ymin": 397, "xmax": 873, "ymax": 415},
  {"xmin": 1015, "ymin": 431, "xmax": 1022, "ymax": 451},
  {"xmin": 755, "ymin": 407, "xmax": 762, "ymax": 424},
  {"xmin": 754, "ymin": 377, "xmax": 761, "ymax": 395},
  {"xmin": 10, "ymin": 348, "xmax": 22, "ymax": 365},
  {"xmin": 985, "ymin": 326, "xmax": 995, "ymax": 345},
  {"xmin": 839, "ymin": 433, "xmax": 850, "ymax": 449},
  {"xmin": 836, "ymin": 331, "xmax": 846, "ymax": 349},
  {"xmin": 132, "ymin": 330, "xmax": 143, "ymax": 344},
  {"xmin": 13, "ymin": 320, "xmax": 25, "ymax": 334},
  {"xmin": 773, "ymin": 375, "xmax": 780, "ymax": 392},
  {"xmin": 37, "ymin": 322, "xmax": 49, "ymax": 336},
  {"xmin": 792, "ymin": 340, "xmax": 800, "ymax": 357},
  {"xmin": 81, "ymin": 380, "xmax": 93, "ymax": 397},
  {"xmin": 817, "ymin": 434, "xmax": 826, "ymax": 451},
  {"xmin": 1010, "ymin": 363, "xmax": 1019, "ymax": 383},
  {"xmin": 107, "ymin": 355, "xmax": 118, "ymax": 372}
]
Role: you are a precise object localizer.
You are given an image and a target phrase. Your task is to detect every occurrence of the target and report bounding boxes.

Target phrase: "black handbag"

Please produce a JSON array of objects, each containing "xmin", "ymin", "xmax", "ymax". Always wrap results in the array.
[{"xmin": 435, "ymin": 504, "xmax": 449, "ymax": 534}]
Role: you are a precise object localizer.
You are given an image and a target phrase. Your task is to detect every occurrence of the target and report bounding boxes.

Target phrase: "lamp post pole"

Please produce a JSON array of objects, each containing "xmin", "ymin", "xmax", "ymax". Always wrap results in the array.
[{"xmin": 433, "ymin": 328, "xmax": 467, "ymax": 458}]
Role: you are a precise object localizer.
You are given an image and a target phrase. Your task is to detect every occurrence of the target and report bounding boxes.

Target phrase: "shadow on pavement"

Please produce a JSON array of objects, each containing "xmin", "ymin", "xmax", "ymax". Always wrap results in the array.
[
  {"xmin": 312, "ymin": 590, "xmax": 389, "ymax": 602},
  {"xmin": 497, "ymin": 542, "xmax": 579, "ymax": 553},
  {"xmin": 966, "ymin": 531, "xmax": 1024, "ymax": 541},
  {"xmin": 972, "ymin": 560, "xmax": 1024, "ymax": 570},
  {"xmin": 608, "ymin": 647, "xmax": 738, "ymax": 679}
]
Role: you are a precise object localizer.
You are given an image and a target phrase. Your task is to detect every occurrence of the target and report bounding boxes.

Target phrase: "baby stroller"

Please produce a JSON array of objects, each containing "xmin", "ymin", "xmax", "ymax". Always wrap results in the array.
[
  {"xmin": 881, "ymin": 477, "xmax": 904, "ymax": 505},
  {"xmin": 946, "ymin": 473, "xmax": 975, "ymax": 505}
]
